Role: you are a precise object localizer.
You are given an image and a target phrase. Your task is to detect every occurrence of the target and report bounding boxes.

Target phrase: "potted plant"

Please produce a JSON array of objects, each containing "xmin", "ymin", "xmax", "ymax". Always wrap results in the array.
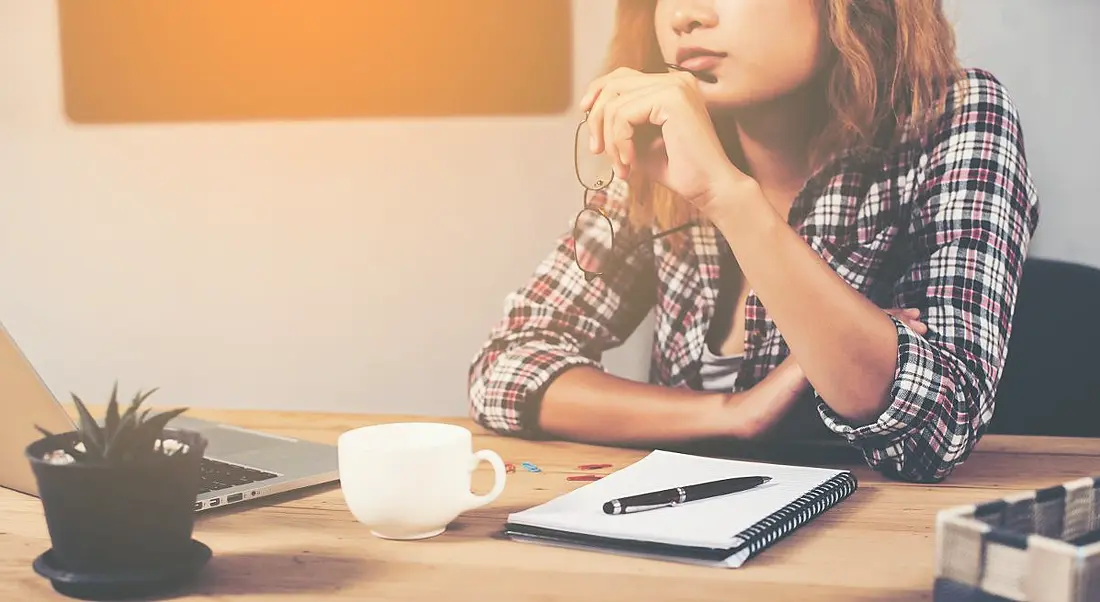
[{"xmin": 26, "ymin": 383, "xmax": 211, "ymax": 598}]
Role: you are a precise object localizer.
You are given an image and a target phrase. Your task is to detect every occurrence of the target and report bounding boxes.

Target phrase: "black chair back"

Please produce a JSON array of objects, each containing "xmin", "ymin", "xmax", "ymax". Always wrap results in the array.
[{"xmin": 989, "ymin": 258, "xmax": 1100, "ymax": 437}]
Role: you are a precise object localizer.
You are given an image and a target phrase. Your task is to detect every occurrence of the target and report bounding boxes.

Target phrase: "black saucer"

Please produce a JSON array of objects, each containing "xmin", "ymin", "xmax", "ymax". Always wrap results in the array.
[{"xmin": 32, "ymin": 539, "xmax": 212, "ymax": 601}]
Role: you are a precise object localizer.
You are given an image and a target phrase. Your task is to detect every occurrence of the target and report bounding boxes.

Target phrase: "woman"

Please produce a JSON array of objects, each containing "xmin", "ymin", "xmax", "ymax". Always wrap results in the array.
[{"xmin": 467, "ymin": 0, "xmax": 1039, "ymax": 483}]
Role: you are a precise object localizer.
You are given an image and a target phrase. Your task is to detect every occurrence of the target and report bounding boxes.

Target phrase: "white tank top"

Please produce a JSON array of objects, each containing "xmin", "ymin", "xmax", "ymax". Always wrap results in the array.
[{"xmin": 698, "ymin": 343, "xmax": 744, "ymax": 392}]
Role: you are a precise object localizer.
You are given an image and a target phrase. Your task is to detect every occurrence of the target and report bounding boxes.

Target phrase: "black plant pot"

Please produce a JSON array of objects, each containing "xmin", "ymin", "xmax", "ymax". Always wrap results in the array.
[{"xmin": 25, "ymin": 428, "xmax": 208, "ymax": 575}]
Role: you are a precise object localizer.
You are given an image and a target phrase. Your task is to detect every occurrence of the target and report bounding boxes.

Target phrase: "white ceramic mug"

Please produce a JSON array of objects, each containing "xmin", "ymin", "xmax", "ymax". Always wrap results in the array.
[{"xmin": 337, "ymin": 422, "xmax": 507, "ymax": 540}]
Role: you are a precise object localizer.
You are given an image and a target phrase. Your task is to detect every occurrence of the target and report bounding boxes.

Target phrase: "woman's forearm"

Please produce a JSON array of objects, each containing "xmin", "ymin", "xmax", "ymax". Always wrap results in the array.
[
  {"xmin": 537, "ymin": 367, "xmax": 735, "ymax": 444},
  {"xmin": 537, "ymin": 358, "xmax": 813, "ymax": 444},
  {"xmin": 708, "ymin": 175, "xmax": 900, "ymax": 425}
]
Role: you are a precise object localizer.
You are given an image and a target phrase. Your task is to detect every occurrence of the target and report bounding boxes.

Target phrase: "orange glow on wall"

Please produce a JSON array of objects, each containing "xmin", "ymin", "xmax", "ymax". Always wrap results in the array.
[{"xmin": 57, "ymin": 0, "xmax": 573, "ymax": 123}]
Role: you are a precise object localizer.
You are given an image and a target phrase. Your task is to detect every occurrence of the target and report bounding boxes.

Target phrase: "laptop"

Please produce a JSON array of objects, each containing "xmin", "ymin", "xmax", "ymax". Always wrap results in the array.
[{"xmin": 0, "ymin": 319, "xmax": 339, "ymax": 512}]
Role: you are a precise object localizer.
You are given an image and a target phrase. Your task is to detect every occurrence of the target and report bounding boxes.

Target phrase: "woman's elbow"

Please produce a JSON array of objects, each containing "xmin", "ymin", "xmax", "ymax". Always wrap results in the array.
[
  {"xmin": 814, "ymin": 376, "xmax": 896, "ymax": 428},
  {"xmin": 885, "ymin": 397, "xmax": 990, "ymax": 484}
]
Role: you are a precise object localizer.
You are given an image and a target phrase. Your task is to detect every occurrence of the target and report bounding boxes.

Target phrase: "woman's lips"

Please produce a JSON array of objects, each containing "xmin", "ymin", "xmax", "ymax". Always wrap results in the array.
[{"xmin": 678, "ymin": 54, "xmax": 723, "ymax": 73}]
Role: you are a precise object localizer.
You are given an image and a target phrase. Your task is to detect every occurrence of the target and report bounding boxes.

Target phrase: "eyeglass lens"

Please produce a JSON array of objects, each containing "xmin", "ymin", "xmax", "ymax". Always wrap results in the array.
[{"xmin": 572, "ymin": 201, "xmax": 616, "ymax": 275}]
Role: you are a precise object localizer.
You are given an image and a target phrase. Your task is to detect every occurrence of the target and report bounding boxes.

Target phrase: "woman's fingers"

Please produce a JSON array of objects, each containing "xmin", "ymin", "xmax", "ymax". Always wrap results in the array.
[
  {"xmin": 587, "ymin": 77, "xmax": 663, "ymax": 155},
  {"xmin": 884, "ymin": 307, "xmax": 927, "ymax": 335},
  {"xmin": 601, "ymin": 86, "xmax": 671, "ymax": 178},
  {"xmin": 581, "ymin": 69, "xmax": 697, "ymax": 161},
  {"xmin": 906, "ymin": 319, "xmax": 929, "ymax": 335},
  {"xmin": 579, "ymin": 66, "xmax": 644, "ymax": 112}
]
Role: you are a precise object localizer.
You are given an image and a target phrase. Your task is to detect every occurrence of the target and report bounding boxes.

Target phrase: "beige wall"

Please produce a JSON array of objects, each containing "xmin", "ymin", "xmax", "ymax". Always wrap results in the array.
[{"xmin": 0, "ymin": 0, "xmax": 652, "ymax": 415}]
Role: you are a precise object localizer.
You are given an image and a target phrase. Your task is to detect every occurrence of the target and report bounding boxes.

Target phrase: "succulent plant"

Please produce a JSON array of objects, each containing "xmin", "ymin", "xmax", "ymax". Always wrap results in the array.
[{"xmin": 36, "ymin": 382, "xmax": 190, "ymax": 464}]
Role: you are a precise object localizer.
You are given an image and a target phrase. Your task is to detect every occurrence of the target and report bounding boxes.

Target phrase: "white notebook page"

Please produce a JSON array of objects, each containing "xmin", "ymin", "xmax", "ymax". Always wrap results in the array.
[{"xmin": 507, "ymin": 450, "xmax": 846, "ymax": 550}]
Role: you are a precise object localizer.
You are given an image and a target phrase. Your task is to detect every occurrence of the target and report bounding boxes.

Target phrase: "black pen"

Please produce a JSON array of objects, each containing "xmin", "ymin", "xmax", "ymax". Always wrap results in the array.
[
  {"xmin": 602, "ymin": 475, "xmax": 772, "ymax": 515},
  {"xmin": 665, "ymin": 62, "xmax": 718, "ymax": 84}
]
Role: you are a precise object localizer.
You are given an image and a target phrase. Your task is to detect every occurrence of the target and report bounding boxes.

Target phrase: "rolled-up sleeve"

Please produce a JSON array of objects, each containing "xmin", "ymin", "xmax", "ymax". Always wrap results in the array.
[
  {"xmin": 817, "ymin": 69, "xmax": 1041, "ymax": 483},
  {"xmin": 467, "ymin": 184, "xmax": 657, "ymax": 436}
]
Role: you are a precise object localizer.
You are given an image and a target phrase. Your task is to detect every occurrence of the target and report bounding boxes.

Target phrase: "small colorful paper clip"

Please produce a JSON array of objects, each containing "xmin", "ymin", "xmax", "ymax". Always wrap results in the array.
[
  {"xmin": 567, "ymin": 474, "xmax": 604, "ymax": 482},
  {"xmin": 504, "ymin": 462, "xmax": 516, "ymax": 473},
  {"xmin": 521, "ymin": 462, "xmax": 542, "ymax": 473},
  {"xmin": 577, "ymin": 463, "xmax": 612, "ymax": 470}
]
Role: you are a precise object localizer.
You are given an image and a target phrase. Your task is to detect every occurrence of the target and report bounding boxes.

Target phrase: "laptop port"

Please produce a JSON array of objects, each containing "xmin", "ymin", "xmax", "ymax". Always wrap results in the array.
[
  {"xmin": 209, "ymin": 498, "xmax": 220, "ymax": 507},
  {"xmin": 194, "ymin": 501, "xmax": 202, "ymax": 511},
  {"xmin": 227, "ymin": 493, "xmax": 244, "ymax": 503}
]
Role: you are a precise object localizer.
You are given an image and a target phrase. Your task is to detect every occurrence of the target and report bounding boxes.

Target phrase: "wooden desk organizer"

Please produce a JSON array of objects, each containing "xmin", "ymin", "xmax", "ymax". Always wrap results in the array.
[{"xmin": 934, "ymin": 476, "xmax": 1100, "ymax": 602}]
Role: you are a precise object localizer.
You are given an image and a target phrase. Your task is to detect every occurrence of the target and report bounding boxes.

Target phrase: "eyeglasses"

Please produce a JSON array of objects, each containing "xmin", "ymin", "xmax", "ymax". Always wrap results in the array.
[{"xmin": 571, "ymin": 110, "xmax": 695, "ymax": 282}]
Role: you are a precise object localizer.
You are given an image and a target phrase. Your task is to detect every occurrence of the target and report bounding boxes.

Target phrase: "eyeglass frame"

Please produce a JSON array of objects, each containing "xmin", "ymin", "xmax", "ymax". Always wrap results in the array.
[{"xmin": 571, "ymin": 110, "xmax": 696, "ymax": 282}]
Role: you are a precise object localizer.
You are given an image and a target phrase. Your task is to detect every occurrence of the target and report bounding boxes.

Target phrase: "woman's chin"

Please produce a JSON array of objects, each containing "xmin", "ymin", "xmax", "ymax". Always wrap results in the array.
[{"xmin": 703, "ymin": 83, "xmax": 813, "ymax": 114}]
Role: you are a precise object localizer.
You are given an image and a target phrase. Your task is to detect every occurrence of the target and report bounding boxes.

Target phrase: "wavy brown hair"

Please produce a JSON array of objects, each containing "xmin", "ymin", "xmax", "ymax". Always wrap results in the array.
[{"xmin": 603, "ymin": 0, "xmax": 964, "ymax": 235}]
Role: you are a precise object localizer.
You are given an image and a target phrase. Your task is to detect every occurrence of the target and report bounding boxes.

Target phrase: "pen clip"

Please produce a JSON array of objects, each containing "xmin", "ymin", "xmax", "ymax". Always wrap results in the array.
[{"xmin": 621, "ymin": 501, "xmax": 678, "ymax": 514}]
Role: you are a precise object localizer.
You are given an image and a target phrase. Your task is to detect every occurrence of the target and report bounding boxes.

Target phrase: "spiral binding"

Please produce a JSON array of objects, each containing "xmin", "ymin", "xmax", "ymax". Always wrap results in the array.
[{"xmin": 738, "ymin": 472, "xmax": 859, "ymax": 558}]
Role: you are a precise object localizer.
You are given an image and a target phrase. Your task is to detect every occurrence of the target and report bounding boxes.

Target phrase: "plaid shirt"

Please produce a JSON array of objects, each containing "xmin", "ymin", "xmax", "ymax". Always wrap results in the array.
[{"xmin": 468, "ymin": 68, "xmax": 1040, "ymax": 484}]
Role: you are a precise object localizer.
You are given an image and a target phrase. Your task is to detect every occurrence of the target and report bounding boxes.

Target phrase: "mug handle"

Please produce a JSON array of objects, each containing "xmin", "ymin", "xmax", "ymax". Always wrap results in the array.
[{"xmin": 465, "ymin": 449, "xmax": 507, "ymax": 511}]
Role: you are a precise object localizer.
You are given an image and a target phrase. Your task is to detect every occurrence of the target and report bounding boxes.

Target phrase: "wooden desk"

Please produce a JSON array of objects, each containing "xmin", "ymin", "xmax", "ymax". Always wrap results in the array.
[{"xmin": 3, "ymin": 409, "xmax": 1099, "ymax": 601}]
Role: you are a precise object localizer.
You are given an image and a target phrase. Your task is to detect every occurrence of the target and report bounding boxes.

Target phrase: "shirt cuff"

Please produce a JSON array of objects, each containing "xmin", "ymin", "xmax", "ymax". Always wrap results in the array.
[{"xmin": 470, "ymin": 342, "xmax": 603, "ymax": 437}]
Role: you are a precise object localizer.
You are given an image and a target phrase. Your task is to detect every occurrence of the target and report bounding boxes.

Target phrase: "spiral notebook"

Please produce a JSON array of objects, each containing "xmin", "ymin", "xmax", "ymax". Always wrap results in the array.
[{"xmin": 504, "ymin": 450, "xmax": 857, "ymax": 567}]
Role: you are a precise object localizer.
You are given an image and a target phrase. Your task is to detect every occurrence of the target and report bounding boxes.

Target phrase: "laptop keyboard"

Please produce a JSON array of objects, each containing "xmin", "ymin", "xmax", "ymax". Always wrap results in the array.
[{"xmin": 199, "ymin": 457, "xmax": 279, "ymax": 494}]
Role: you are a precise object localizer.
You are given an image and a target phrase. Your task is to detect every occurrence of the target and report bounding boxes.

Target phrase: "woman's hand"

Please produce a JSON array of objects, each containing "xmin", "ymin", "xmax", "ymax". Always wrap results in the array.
[
  {"xmin": 883, "ymin": 307, "xmax": 928, "ymax": 336},
  {"xmin": 718, "ymin": 355, "xmax": 809, "ymax": 440},
  {"xmin": 579, "ymin": 67, "xmax": 747, "ymax": 210}
]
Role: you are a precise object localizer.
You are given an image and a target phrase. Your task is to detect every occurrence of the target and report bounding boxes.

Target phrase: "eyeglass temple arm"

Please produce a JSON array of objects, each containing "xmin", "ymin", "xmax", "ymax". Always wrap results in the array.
[
  {"xmin": 626, "ymin": 221, "xmax": 697, "ymax": 251},
  {"xmin": 581, "ymin": 221, "xmax": 698, "ymax": 283}
]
